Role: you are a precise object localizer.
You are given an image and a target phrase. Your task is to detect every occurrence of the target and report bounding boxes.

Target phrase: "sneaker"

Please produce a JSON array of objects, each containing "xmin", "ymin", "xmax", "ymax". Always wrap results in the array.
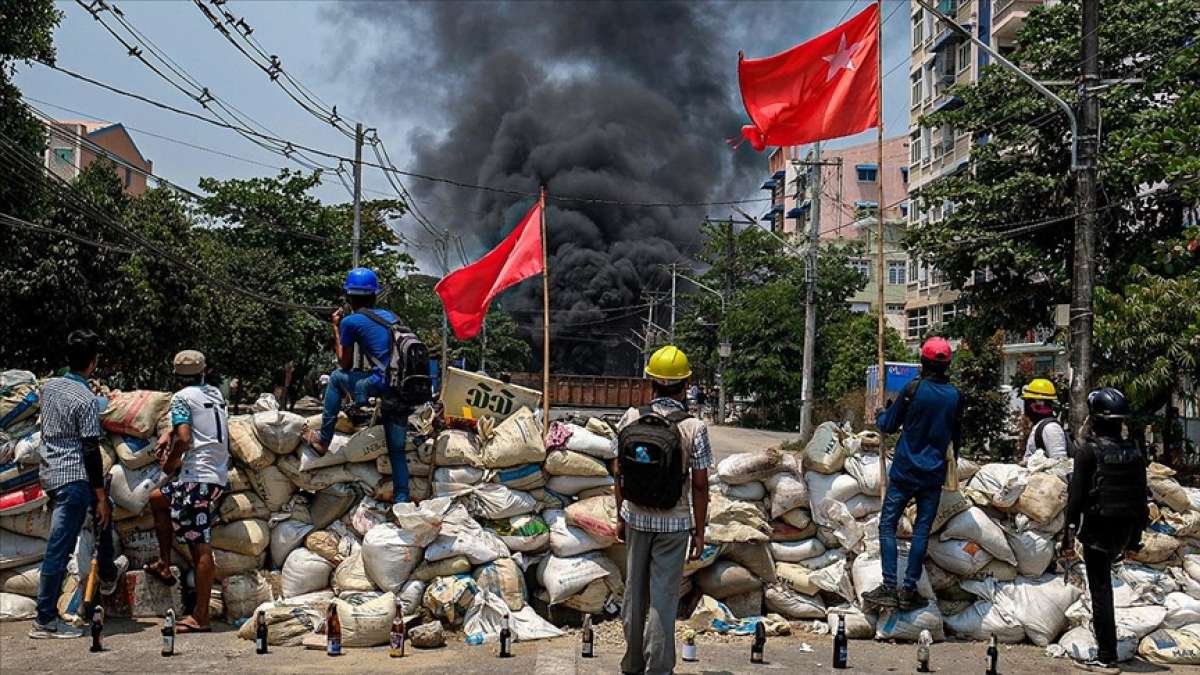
[
  {"xmin": 861, "ymin": 584, "xmax": 898, "ymax": 609},
  {"xmin": 1073, "ymin": 658, "xmax": 1120, "ymax": 674},
  {"xmin": 100, "ymin": 555, "xmax": 129, "ymax": 596},
  {"xmin": 28, "ymin": 619, "xmax": 84, "ymax": 639},
  {"xmin": 897, "ymin": 587, "xmax": 925, "ymax": 612}
]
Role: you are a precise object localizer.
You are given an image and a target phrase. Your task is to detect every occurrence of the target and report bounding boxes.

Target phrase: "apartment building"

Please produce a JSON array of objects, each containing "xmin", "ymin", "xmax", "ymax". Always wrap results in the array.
[
  {"xmin": 762, "ymin": 137, "xmax": 910, "ymax": 332},
  {"xmin": 906, "ymin": 0, "xmax": 1065, "ymax": 375},
  {"xmin": 43, "ymin": 119, "xmax": 153, "ymax": 197}
]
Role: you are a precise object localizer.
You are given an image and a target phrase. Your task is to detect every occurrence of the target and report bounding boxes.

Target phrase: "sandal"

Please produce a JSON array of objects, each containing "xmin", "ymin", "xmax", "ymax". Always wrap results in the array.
[
  {"xmin": 144, "ymin": 559, "xmax": 177, "ymax": 587},
  {"xmin": 302, "ymin": 428, "xmax": 328, "ymax": 455},
  {"xmin": 175, "ymin": 616, "xmax": 211, "ymax": 633}
]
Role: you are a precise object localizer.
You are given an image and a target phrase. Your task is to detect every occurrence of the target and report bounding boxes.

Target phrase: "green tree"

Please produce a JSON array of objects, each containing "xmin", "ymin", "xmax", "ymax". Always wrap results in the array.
[{"xmin": 820, "ymin": 312, "xmax": 914, "ymax": 403}]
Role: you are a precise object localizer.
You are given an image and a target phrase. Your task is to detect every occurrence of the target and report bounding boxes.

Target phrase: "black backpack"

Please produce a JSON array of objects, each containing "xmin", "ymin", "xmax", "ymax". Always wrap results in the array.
[
  {"xmin": 1032, "ymin": 418, "xmax": 1076, "ymax": 458},
  {"xmin": 1089, "ymin": 438, "xmax": 1148, "ymax": 518},
  {"xmin": 359, "ymin": 309, "xmax": 433, "ymax": 406},
  {"xmin": 617, "ymin": 407, "xmax": 690, "ymax": 509}
]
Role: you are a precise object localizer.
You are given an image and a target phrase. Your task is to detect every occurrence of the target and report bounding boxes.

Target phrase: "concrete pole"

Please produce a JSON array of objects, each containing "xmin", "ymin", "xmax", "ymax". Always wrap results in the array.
[
  {"xmin": 799, "ymin": 142, "xmax": 821, "ymax": 441},
  {"xmin": 351, "ymin": 122, "xmax": 363, "ymax": 267}
]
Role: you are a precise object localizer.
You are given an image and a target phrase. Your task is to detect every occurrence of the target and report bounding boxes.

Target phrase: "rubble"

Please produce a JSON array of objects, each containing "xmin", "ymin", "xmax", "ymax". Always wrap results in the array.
[{"xmin": 2, "ymin": 367, "xmax": 1200, "ymax": 666}]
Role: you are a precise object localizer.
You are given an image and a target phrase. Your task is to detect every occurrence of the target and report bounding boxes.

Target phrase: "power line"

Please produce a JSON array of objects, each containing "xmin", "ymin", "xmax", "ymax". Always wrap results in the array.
[
  {"xmin": 37, "ymin": 60, "xmax": 774, "ymax": 209},
  {"xmin": 0, "ymin": 212, "xmax": 138, "ymax": 255}
]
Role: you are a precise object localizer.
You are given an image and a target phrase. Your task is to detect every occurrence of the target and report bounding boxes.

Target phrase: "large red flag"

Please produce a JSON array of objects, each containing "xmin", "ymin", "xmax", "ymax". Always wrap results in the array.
[
  {"xmin": 435, "ymin": 198, "xmax": 544, "ymax": 340},
  {"xmin": 738, "ymin": 3, "xmax": 880, "ymax": 151}
]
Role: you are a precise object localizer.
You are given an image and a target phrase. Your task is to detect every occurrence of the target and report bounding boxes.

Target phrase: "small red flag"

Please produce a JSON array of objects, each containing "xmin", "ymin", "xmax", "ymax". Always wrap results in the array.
[
  {"xmin": 435, "ymin": 198, "xmax": 544, "ymax": 340},
  {"xmin": 738, "ymin": 3, "xmax": 880, "ymax": 151}
]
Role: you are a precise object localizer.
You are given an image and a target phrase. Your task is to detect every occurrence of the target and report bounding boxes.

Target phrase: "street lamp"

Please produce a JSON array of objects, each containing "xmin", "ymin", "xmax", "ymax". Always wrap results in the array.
[{"xmin": 680, "ymin": 273, "xmax": 731, "ymax": 425}]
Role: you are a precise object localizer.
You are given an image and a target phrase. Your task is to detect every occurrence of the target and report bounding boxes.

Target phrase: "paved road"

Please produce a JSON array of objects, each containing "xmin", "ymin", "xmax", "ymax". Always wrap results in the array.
[{"xmin": 3, "ymin": 618, "xmax": 1178, "ymax": 674}]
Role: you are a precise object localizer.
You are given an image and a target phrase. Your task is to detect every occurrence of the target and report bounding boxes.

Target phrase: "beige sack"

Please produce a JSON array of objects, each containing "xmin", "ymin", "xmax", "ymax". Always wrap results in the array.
[
  {"xmin": 217, "ymin": 492, "xmax": 269, "ymax": 523},
  {"xmin": 230, "ymin": 416, "xmax": 273, "ymax": 469},
  {"xmin": 472, "ymin": 558, "xmax": 526, "ymax": 612},
  {"xmin": 247, "ymin": 464, "xmax": 295, "ymax": 511},
  {"xmin": 252, "ymin": 411, "xmax": 306, "ymax": 455},
  {"xmin": 706, "ymin": 493, "xmax": 770, "ymax": 544},
  {"xmin": 695, "ymin": 560, "xmax": 761, "ymax": 599},
  {"xmin": 332, "ymin": 550, "xmax": 376, "ymax": 593},
  {"xmin": 544, "ymin": 449, "xmax": 609, "ymax": 477},
  {"xmin": 110, "ymin": 433, "xmax": 157, "ymax": 469},
  {"xmin": 434, "ymin": 430, "xmax": 482, "ymax": 467},
  {"xmin": 411, "ymin": 555, "xmax": 472, "ymax": 582},
  {"xmin": 212, "ymin": 518, "xmax": 270, "ymax": 557},
  {"xmin": 101, "ymin": 390, "xmax": 171, "ymax": 438},
  {"xmin": 564, "ymin": 495, "xmax": 620, "ymax": 542},
  {"xmin": 1016, "ymin": 472, "xmax": 1068, "ymax": 524},
  {"xmin": 477, "ymin": 407, "xmax": 545, "ymax": 469},
  {"xmin": 222, "ymin": 571, "xmax": 275, "ymax": 621}
]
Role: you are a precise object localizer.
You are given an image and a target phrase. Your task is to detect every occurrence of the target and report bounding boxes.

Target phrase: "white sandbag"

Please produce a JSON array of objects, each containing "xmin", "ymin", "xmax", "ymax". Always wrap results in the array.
[
  {"xmin": 332, "ymin": 550, "xmax": 376, "ymax": 594},
  {"xmin": 545, "ymin": 474, "xmax": 613, "ymax": 496},
  {"xmin": 563, "ymin": 424, "xmax": 616, "ymax": 460},
  {"xmin": 851, "ymin": 547, "xmax": 934, "ymax": 601},
  {"xmin": 705, "ymin": 492, "xmax": 771, "ymax": 544},
  {"xmin": 361, "ymin": 524, "xmax": 424, "ymax": 592},
  {"xmin": 717, "ymin": 480, "xmax": 767, "ymax": 502},
  {"xmin": 827, "ymin": 607, "xmax": 875, "ymax": 640},
  {"xmin": 269, "ymin": 518, "xmax": 314, "ymax": 566},
  {"xmin": 434, "ymin": 482, "xmax": 537, "ymax": 520},
  {"xmin": 1164, "ymin": 592, "xmax": 1200, "ymax": 629},
  {"xmin": 253, "ymin": 393, "xmax": 279, "ymax": 412},
  {"xmin": 248, "ymin": 464, "xmax": 295, "ymax": 512},
  {"xmin": 472, "ymin": 557, "xmax": 526, "ymax": 612},
  {"xmin": 544, "ymin": 508, "xmax": 609, "ymax": 557},
  {"xmin": 424, "ymin": 506, "xmax": 509, "ymax": 565},
  {"xmin": 1004, "ymin": 526, "xmax": 1057, "ymax": 577},
  {"xmin": 0, "ymin": 530, "xmax": 44, "ymax": 570},
  {"xmin": 718, "ymin": 446, "xmax": 791, "ymax": 485},
  {"xmin": 108, "ymin": 463, "xmax": 168, "ymax": 514},
  {"xmin": 771, "ymin": 539, "xmax": 825, "ymax": 563},
  {"xmin": 876, "ymin": 603, "xmax": 945, "ymax": 642},
  {"xmin": 252, "ymin": 410, "xmax": 306, "ymax": 454},
  {"xmin": 1132, "ymin": 530, "xmax": 1180, "ymax": 564},
  {"xmin": 281, "ymin": 547, "xmax": 334, "ymax": 598},
  {"xmin": 803, "ymin": 422, "xmax": 848, "ymax": 474},
  {"xmin": 477, "ymin": 407, "xmax": 545, "ymax": 468},
  {"xmin": 928, "ymin": 538, "xmax": 993, "ymax": 576},
  {"xmin": 790, "ymin": 548, "xmax": 846, "ymax": 571},
  {"xmin": 544, "ymin": 449, "xmax": 609, "ymax": 477},
  {"xmin": 275, "ymin": 455, "xmax": 357, "ymax": 492},
  {"xmin": 222, "ymin": 571, "xmax": 275, "ymax": 621},
  {"xmin": 1004, "ymin": 574, "xmax": 1081, "ymax": 646},
  {"xmin": 110, "ymin": 433, "xmax": 157, "ymax": 469},
  {"xmin": 696, "ymin": 560, "xmax": 762, "ymax": 599},
  {"xmin": 399, "ymin": 579, "xmax": 426, "ymax": 616},
  {"xmin": 564, "ymin": 495, "xmax": 619, "ymax": 543},
  {"xmin": 1058, "ymin": 625, "xmax": 1137, "ymax": 663},
  {"xmin": 1148, "ymin": 463, "xmax": 1191, "ymax": 512},
  {"xmin": 537, "ymin": 552, "xmax": 619, "ymax": 604},
  {"xmin": 812, "ymin": 499, "xmax": 865, "ymax": 552},
  {"xmin": 967, "ymin": 464, "xmax": 1029, "ymax": 509},
  {"xmin": 805, "ymin": 472, "xmax": 862, "ymax": 526},
  {"xmin": 434, "ymin": 465, "xmax": 485, "ymax": 484},
  {"xmin": 0, "ymin": 563, "xmax": 40, "ymax": 597},
  {"xmin": 764, "ymin": 473, "xmax": 808, "ymax": 520},
  {"xmin": 297, "ymin": 442, "xmax": 346, "ymax": 472},
  {"xmin": 0, "ymin": 506, "xmax": 51, "ymax": 539},
  {"xmin": 764, "ymin": 584, "xmax": 826, "ymax": 619},
  {"xmin": 390, "ymin": 496, "xmax": 455, "ymax": 548},
  {"xmin": 491, "ymin": 463, "xmax": 545, "ymax": 491},
  {"xmin": 844, "ymin": 452, "xmax": 882, "ymax": 494},
  {"xmin": 334, "ymin": 592, "xmax": 396, "ymax": 648},
  {"xmin": 940, "ymin": 507, "xmax": 1018, "ymax": 565},
  {"xmin": 946, "ymin": 599, "xmax": 1027, "ymax": 643},
  {"xmin": 465, "ymin": 589, "xmax": 564, "ymax": 643},
  {"xmin": 0, "ymin": 592, "xmax": 37, "ymax": 621},
  {"xmin": 845, "ymin": 494, "xmax": 882, "ymax": 519}
]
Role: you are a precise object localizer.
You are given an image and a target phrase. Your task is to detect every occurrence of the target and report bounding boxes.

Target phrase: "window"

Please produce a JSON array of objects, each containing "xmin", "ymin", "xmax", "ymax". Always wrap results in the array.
[
  {"xmin": 908, "ymin": 258, "xmax": 919, "ymax": 283},
  {"xmin": 856, "ymin": 165, "xmax": 878, "ymax": 182},
  {"xmin": 910, "ymin": 131, "xmax": 922, "ymax": 163},
  {"xmin": 53, "ymin": 148, "xmax": 73, "ymax": 165},
  {"xmin": 911, "ymin": 73, "xmax": 922, "ymax": 108},
  {"xmin": 888, "ymin": 260, "xmax": 907, "ymax": 285},
  {"xmin": 886, "ymin": 303, "xmax": 906, "ymax": 314},
  {"xmin": 900, "ymin": 167, "xmax": 909, "ymax": 183},
  {"xmin": 900, "ymin": 202, "xmax": 909, "ymax": 218},
  {"xmin": 849, "ymin": 259, "xmax": 872, "ymax": 280},
  {"xmin": 957, "ymin": 42, "xmax": 971, "ymax": 73},
  {"xmin": 849, "ymin": 302, "xmax": 871, "ymax": 314},
  {"xmin": 912, "ymin": 13, "xmax": 923, "ymax": 48},
  {"xmin": 921, "ymin": 127, "xmax": 932, "ymax": 162},
  {"xmin": 124, "ymin": 167, "xmax": 132, "ymax": 187},
  {"xmin": 907, "ymin": 307, "xmax": 930, "ymax": 339},
  {"xmin": 938, "ymin": 0, "xmax": 958, "ymax": 15},
  {"xmin": 942, "ymin": 302, "xmax": 961, "ymax": 323}
]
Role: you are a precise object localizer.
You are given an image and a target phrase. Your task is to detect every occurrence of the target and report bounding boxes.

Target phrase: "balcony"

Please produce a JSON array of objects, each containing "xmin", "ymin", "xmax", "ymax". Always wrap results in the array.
[
  {"xmin": 761, "ymin": 203, "xmax": 784, "ymax": 222},
  {"xmin": 993, "ymin": 0, "xmax": 1041, "ymax": 47},
  {"xmin": 760, "ymin": 178, "xmax": 777, "ymax": 191},
  {"xmin": 930, "ymin": 21, "xmax": 971, "ymax": 53}
]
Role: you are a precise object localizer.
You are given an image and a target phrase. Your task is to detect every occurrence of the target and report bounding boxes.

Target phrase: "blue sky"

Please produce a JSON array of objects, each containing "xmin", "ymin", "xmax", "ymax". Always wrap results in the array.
[{"xmin": 17, "ymin": 0, "xmax": 913, "ymax": 262}]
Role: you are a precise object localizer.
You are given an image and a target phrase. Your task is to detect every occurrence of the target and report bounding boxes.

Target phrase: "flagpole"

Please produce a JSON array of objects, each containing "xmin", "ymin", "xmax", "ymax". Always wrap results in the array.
[
  {"xmin": 874, "ymin": 0, "xmax": 886, "ymax": 413},
  {"xmin": 875, "ymin": 0, "xmax": 888, "ymax": 500},
  {"xmin": 540, "ymin": 187, "xmax": 551, "ymax": 433}
]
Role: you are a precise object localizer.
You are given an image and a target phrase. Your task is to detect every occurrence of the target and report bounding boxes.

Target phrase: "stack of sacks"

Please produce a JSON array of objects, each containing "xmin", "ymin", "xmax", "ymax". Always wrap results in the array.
[{"xmin": 1, "ymin": 371, "xmax": 51, "ymax": 620}]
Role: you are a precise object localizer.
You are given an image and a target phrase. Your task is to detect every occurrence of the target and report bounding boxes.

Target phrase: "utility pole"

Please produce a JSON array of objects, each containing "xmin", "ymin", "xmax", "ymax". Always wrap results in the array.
[
  {"xmin": 1069, "ymin": 0, "xmax": 1100, "ymax": 441},
  {"xmin": 480, "ymin": 318, "xmax": 487, "ymax": 374},
  {"xmin": 643, "ymin": 294, "xmax": 657, "ymax": 373},
  {"xmin": 720, "ymin": 218, "xmax": 735, "ymax": 425},
  {"xmin": 440, "ymin": 235, "xmax": 450, "ymax": 383},
  {"xmin": 799, "ymin": 143, "xmax": 821, "ymax": 441},
  {"xmin": 669, "ymin": 262, "xmax": 677, "ymax": 342},
  {"xmin": 351, "ymin": 122, "xmax": 364, "ymax": 266}
]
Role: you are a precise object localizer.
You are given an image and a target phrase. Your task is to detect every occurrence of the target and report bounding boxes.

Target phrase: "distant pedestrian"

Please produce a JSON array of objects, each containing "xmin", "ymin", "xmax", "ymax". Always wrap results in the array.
[
  {"xmin": 1061, "ymin": 387, "xmax": 1148, "ymax": 674},
  {"xmin": 30, "ymin": 330, "xmax": 126, "ymax": 639},
  {"xmin": 145, "ymin": 350, "xmax": 228, "ymax": 634},
  {"xmin": 686, "ymin": 383, "xmax": 700, "ymax": 415},
  {"xmin": 863, "ymin": 336, "xmax": 963, "ymax": 613},
  {"xmin": 614, "ymin": 345, "xmax": 710, "ymax": 675},
  {"xmin": 1020, "ymin": 378, "xmax": 1070, "ymax": 462}
]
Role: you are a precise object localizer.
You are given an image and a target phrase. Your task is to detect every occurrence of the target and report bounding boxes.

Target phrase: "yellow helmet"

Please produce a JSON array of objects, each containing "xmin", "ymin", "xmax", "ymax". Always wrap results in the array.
[
  {"xmin": 1021, "ymin": 378, "xmax": 1057, "ymax": 401},
  {"xmin": 645, "ymin": 345, "xmax": 692, "ymax": 381}
]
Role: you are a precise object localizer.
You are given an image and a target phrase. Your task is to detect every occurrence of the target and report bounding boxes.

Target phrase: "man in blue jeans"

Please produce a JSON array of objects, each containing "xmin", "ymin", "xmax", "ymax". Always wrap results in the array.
[
  {"xmin": 862, "ymin": 336, "xmax": 963, "ymax": 612},
  {"xmin": 31, "ymin": 330, "xmax": 126, "ymax": 639},
  {"xmin": 304, "ymin": 267, "xmax": 410, "ymax": 502}
]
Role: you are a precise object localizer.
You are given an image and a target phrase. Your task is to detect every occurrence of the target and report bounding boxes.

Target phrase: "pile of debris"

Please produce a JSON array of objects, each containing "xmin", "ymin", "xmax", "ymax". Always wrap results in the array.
[{"xmin": 2, "ymin": 366, "xmax": 1200, "ymax": 665}]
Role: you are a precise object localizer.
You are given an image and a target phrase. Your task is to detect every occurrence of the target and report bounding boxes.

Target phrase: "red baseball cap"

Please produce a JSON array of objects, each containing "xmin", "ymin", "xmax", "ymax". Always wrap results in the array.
[{"xmin": 920, "ymin": 336, "xmax": 953, "ymax": 363}]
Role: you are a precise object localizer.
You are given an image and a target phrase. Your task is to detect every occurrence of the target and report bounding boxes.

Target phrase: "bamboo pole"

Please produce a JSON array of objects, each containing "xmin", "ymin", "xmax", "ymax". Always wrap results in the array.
[
  {"xmin": 875, "ymin": 0, "xmax": 888, "ymax": 499},
  {"xmin": 540, "ymin": 187, "xmax": 551, "ymax": 434}
]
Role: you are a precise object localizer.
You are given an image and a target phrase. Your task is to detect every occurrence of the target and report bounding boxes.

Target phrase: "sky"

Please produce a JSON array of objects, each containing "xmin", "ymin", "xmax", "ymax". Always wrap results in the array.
[{"xmin": 16, "ymin": 0, "xmax": 914, "ymax": 268}]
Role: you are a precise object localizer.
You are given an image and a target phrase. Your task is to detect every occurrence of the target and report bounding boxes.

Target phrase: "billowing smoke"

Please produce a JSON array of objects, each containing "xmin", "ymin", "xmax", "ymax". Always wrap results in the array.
[{"xmin": 327, "ymin": 1, "xmax": 857, "ymax": 373}]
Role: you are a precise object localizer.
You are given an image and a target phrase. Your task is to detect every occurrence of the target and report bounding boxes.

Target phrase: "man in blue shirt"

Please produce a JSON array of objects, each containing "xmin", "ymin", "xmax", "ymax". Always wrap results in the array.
[
  {"xmin": 304, "ymin": 267, "xmax": 410, "ymax": 502},
  {"xmin": 862, "ymin": 336, "xmax": 963, "ymax": 612}
]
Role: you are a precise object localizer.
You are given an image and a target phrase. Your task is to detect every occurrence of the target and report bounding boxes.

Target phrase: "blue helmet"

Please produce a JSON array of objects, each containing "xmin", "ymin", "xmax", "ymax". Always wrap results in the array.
[{"xmin": 343, "ymin": 267, "xmax": 380, "ymax": 296}]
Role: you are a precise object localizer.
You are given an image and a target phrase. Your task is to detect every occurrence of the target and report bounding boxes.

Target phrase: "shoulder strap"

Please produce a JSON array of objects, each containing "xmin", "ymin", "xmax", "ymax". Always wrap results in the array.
[
  {"xmin": 358, "ymin": 308, "xmax": 396, "ymax": 328},
  {"xmin": 637, "ymin": 405, "xmax": 655, "ymax": 418},
  {"xmin": 901, "ymin": 378, "xmax": 922, "ymax": 406},
  {"xmin": 1033, "ymin": 418, "xmax": 1050, "ymax": 449},
  {"xmin": 665, "ymin": 410, "xmax": 691, "ymax": 425}
]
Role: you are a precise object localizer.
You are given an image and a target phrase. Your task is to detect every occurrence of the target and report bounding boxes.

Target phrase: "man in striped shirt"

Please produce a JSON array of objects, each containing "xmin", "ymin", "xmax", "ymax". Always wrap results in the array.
[
  {"xmin": 31, "ymin": 330, "xmax": 125, "ymax": 639},
  {"xmin": 613, "ymin": 345, "xmax": 712, "ymax": 675}
]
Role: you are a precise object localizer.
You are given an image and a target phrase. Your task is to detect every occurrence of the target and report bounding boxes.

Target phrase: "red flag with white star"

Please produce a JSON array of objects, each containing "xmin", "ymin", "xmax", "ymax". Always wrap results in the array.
[{"xmin": 737, "ymin": 3, "xmax": 880, "ymax": 151}]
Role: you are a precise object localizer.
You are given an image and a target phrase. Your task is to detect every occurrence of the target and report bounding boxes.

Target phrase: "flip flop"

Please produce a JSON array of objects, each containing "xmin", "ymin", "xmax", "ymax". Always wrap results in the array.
[
  {"xmin": 176, "ymin": 617, "xmax": 211, "ymax": 634},
  {"xmin": 144, "ymin": 559, "xmax": 177, "ymax": 587}
]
